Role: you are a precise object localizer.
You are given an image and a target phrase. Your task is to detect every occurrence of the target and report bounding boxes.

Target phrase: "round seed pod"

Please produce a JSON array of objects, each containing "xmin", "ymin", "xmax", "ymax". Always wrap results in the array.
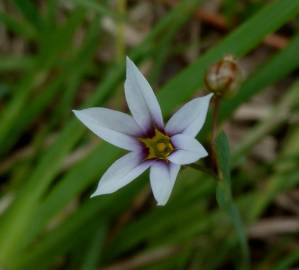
[{"xmin": 204, "ymin": 55, "xmax": 242, "ymax": 97}]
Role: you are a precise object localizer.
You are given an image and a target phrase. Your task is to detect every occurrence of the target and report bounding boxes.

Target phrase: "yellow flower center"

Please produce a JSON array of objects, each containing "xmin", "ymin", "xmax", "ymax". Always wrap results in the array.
[{"xmin": 138, "ymin": 129, "xmax": 174, "ymax": 160}]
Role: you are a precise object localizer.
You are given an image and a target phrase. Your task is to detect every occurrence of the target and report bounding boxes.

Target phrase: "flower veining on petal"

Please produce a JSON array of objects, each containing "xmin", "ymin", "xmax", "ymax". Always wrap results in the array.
[{"xmin": 138, "ymin": 128, "xmax": 174, "ymax": 160}]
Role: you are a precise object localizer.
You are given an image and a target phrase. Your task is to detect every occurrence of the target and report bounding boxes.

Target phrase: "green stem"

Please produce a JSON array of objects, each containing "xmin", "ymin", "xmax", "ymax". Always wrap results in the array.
[{"xmin": 210, "ymin": 95, "xmax": 221, "ymax": 174}]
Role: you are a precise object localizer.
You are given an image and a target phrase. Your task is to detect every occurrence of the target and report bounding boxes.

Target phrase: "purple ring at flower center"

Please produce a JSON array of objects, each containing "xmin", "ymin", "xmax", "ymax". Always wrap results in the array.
[{"xmin": 137, "ymin": 127, "xmax": 175, "ymax": 161}]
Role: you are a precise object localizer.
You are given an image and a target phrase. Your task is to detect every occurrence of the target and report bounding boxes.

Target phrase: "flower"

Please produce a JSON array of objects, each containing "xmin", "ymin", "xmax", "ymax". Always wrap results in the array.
[{"xmin": 73, "ymin": 57, "xmax": 213, "ymax": 205}]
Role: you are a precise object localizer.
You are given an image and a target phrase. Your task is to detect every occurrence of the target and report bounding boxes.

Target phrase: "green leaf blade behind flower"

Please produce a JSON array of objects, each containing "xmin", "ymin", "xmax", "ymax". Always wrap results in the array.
[
  {"xmin": 159, "ymin": 0, "xmax": 299, "ymax": 113},
  {"xmin": 215, "ymin": 132, "xmax": 250, "ymax": 269},
  {"xmin": 1, "ymin": 0, "xmax": 299, "ymax": 268},
  {"xmin": 0, "ymin": 0, "xmax": 203, "ymax": 266}
]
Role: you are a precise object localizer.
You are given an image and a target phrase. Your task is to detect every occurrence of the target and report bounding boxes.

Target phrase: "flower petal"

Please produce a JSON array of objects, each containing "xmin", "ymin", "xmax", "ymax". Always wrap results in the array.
[
  {"xmin": 168, "ymin": 134, "xmax": 208, "ymax": 165},
  {"xmin": 73, "ymin": 108, "xmax": 141, "ymax": 151},
  {"xmin": 150, "ymin": 162, "xmax": 180, "ymax": 206},
  {"xmin": 125, "ymin": 57, "xmax": 164, "ymax": 131},
  {"xmin": 165, "ymin": 93, "xmax": 213, "ymax": 137},
  {"xmin": 91, "ymin": 152, "xmax": 151, "ymax": 197}
]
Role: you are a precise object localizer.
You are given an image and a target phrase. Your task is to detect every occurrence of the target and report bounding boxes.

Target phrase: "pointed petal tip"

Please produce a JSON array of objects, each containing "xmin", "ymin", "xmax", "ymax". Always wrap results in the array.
[
  {"xmin": 125, "ymin": 56, "xmax": 135, "ymax": 78},
  {"xmin": 126, "ymin": 56, "xmax": 133, "ymax": 66},
  {"xmin": 90, "ymin": 193, "xmax": 97, "ymax": 198},
  {"xmin": 198, "ymin": 92, "xmax": 213, "ymax": 101},
  {"xmin": 90, "ymin": 189, "xmax": 99, "ymax": 198},
  {"xmin": 206, "ymin": 92, "xmax": 214, "ymax": 99},
  {"xmin": 90, "ymin": 183, "xmax": 106, "ymax": 198},
  {"xmin": 156, "ymin": 201, "xmax": 166, "ymax": 206},
  {"xmin": 90, "ymin": 189, "xmax": 105, "ymax": 198},
  {"xmin": 72, "ymin": 109, "xmax": 81, "ymax": 117},
  {"xmin": 202, "ymin": 149, "xmax": 209, "ymax": 158},
  {"xmin": 90, "ymin": 184, "xmax": 111, "ymax": 197},
  {"xmin": 72, "ymin": 109, "xmax": 86, "ymax": 122},
  {"xmin": 200, "ymin": 145, "xmax": 209, "ymax": 158}
]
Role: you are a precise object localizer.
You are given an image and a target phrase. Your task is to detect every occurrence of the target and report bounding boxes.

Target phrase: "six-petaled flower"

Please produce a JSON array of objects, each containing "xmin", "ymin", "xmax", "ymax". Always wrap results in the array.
[{"xmin": 73, "ymin": 57, "xmax": 213, "ymax": 205}]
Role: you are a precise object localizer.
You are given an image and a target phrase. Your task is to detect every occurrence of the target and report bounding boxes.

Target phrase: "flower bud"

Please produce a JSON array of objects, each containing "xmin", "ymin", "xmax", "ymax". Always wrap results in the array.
[{"xmin": 204, "ymin": 55, "xmax": 242, "ymax": 97}]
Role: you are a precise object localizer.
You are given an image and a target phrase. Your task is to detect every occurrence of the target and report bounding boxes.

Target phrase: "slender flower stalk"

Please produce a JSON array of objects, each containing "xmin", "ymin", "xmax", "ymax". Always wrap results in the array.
[
  {"xmin": 204, "ymin": 54, "xmax": 242, "ymax": 173},
  {"xmin": 73, "ymin": 57, "xmax": 213, "ymax": 205},
  {"xmin": 210, "ymin": 95, "xmax": 220, "ymax": 173}
]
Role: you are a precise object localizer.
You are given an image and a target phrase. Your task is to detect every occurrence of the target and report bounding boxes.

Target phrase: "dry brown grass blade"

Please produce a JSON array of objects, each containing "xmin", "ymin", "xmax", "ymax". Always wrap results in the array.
[{"xmin": 249, "ymin": 218, "xmax": 299, "ymax": 238}]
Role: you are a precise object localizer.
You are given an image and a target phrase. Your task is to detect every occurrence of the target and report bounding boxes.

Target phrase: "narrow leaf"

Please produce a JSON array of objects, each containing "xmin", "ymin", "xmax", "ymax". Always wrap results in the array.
[{"xmin": 215, "ymin": 132, "xmax": 250, "ymax": 268}]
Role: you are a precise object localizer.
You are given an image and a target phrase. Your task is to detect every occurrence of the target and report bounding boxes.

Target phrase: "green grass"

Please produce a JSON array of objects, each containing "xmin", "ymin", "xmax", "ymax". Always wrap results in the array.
[{"xmin": 1, "ymin": 0, "xmax": 299, "ymax": 269}]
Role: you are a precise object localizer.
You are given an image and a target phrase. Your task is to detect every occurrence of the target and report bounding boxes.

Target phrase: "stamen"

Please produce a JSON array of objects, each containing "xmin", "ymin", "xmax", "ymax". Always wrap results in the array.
[
  {"xmin": 138, "ymin": 129, "xmax": 174, "ymax": 160},
  {"xmin": 157, "ymin": 142, "xmax": 166, "ymax": 152}
]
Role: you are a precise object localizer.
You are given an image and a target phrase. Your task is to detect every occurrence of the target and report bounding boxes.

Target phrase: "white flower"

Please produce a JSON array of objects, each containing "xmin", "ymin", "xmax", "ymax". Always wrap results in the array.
[{"xmin": 73, "ymin": 57, "xmax": 213, "ymax": 206}]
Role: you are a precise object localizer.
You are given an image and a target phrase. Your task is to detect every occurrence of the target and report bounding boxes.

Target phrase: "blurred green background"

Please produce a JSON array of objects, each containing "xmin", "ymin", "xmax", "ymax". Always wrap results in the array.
[{"xmin": 1, "ymin": 0, "xmax": 299, "ymax": 269}]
